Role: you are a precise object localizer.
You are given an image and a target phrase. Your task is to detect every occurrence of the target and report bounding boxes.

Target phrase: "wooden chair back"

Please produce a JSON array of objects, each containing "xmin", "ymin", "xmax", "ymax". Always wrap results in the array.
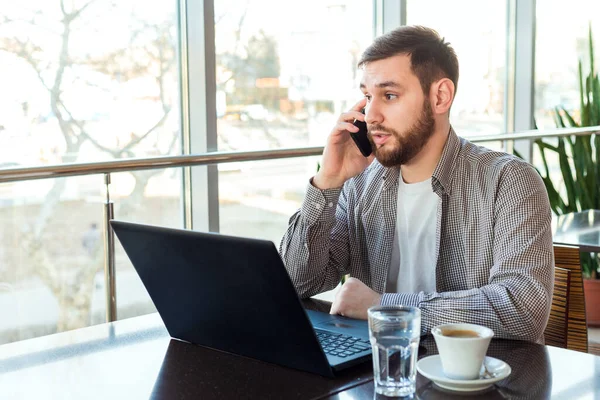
[
  {"xmin": 552, "ymin": 244, "xmax": 588, "ymax": 352},
  {"xmin": 544, "ymin": 266, "xmax": 570, "ymax": 348}
]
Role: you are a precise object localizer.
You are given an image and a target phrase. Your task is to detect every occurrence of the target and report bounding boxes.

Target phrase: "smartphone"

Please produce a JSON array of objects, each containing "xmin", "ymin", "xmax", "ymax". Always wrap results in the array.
[{"xmin": 349, "ymin": 109, "xmax": 372, "ymax": 157}]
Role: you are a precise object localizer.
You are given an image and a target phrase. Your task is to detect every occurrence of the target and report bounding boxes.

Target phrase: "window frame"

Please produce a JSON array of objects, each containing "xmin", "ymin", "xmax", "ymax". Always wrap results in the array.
[{"xmin": 186, "ymin": 0, "xmax": 538, "ymax": 229}]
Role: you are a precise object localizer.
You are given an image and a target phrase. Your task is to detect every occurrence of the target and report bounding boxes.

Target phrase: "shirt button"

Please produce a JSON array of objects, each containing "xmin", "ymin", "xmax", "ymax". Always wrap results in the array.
[
  {"xmin": 328, "ymin": 202, "xmax": 334, "ymax": 208},
  {"xmin": 304, "ymin": 243, "xmax": 308, "ymax": 249},
  {"xmin": 314, "ymin": 203, "xmax": 321, "ymax": 210}
]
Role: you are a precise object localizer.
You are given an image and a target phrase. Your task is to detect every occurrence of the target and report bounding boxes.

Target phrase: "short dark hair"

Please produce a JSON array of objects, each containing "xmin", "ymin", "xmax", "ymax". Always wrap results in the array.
[{"xmin": 358, "ymin": 25, "xmax": 459, "ymax": 95}]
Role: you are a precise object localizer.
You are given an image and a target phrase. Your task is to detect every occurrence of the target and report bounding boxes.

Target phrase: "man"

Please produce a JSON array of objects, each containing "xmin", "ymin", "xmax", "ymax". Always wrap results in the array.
[
  {"xmin": 82, "ymin": 222, "xmax": 101, "ymax": 257},
  {"xmin": 279, "ymin": 25, "xmax": 553, "ymax": 343}
]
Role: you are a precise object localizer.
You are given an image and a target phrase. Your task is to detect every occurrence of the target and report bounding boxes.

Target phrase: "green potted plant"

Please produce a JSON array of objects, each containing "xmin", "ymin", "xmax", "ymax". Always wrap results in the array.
[{"xmin": 523, "ymin": 23, "xmax": 600, "ymax": 325}]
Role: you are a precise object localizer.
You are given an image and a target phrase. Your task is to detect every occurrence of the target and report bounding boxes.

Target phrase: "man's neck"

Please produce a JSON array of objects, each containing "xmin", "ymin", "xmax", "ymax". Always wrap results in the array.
[{"xmin": 400, "ymin": 121, "xmax": 451, "ymax": 184}]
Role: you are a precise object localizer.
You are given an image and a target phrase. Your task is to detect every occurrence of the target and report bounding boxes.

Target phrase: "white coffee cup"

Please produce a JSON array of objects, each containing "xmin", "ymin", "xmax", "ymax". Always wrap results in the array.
[{"xmin": 431, "ymin": 323, "xmax": 494, "ymax": 380}]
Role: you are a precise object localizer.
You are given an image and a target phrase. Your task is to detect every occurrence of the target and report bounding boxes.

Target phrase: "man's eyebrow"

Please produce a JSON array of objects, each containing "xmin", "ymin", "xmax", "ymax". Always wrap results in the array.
[
  {"xmin": 375, "ymin": 81, "xmax": 402, "ymax": 88},
  {"xmin": 359, "ymin": 81, "xmax": 402, "ymax": 89}
]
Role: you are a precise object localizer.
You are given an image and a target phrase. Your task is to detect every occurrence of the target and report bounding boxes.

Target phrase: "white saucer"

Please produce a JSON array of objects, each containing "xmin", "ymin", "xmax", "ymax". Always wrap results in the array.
[{"xmin": 416, "ymin": 355, "xmax": 511, "ymax": 392}]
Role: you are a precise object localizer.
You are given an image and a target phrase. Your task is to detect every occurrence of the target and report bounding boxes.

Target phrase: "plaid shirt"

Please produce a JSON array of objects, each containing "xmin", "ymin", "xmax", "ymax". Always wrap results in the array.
[{"xmin": 279, "ymin": 128, "xmax": 554, "ymax": 343}]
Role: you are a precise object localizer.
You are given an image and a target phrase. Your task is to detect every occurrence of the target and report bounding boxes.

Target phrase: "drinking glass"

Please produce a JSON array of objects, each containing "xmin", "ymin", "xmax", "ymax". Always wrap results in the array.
[{"xmin": 368, "ymin": 305, "xmax": 421, "ymax": 397}]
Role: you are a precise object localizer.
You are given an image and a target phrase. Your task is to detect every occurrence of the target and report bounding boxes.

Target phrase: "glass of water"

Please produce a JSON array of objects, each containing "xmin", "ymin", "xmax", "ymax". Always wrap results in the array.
[{"xmin": 368, "ymin": 305, "xmax": 421, "ymax": 397}]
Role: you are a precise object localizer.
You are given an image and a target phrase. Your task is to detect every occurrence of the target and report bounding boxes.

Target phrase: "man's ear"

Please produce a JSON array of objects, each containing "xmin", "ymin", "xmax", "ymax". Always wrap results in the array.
[{"xmin": 430, "ymin": 78, "xmax": 455, "ymax": 115}]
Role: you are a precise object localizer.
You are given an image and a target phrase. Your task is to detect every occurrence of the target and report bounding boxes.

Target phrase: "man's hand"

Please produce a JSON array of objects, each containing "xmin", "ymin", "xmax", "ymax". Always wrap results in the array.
[
  {"xmin": 312, "ymin": 98, "xmax": 375, "ymax": 190},
  {"xmin": 330, "ymin": 277, "xmax": 382, "ymax": 320}
]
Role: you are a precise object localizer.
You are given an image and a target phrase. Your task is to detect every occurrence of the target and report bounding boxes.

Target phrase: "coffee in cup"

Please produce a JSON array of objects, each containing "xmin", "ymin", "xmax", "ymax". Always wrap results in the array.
[
  {"xmin": 439, "ymin": 328, "xmax": 481, "ymax": 338},
  {"xmin": 431, "ymin": 323, "xmax": 494, "ymax": 380}
]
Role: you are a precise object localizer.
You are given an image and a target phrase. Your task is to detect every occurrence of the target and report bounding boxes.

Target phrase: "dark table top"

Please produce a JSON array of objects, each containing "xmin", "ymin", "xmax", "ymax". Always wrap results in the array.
[
  {"xmin": 553, "ymin": 209, "xmax": 600, "ymax": 251},
  {"xmin": 1, "ymin": 302, "xmax": 600, "ymax": 399},
  {"xmin": 328, "ymin": 337, "xmax": 600, "ymax": 399}
]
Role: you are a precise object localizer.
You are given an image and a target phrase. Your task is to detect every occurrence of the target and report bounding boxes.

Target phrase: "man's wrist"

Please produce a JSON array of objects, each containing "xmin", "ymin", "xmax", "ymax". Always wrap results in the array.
[
  {"xmin": 312, "ymin": 173, "xmax": 345, "ymax": 190},
  {"xmin": 381, "ymin": 292, "xmax": 421, "ymax": 307}
]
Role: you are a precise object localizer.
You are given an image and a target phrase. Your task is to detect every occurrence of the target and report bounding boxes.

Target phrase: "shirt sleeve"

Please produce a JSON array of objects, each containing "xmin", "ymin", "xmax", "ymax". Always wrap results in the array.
[
  {"xmin": 382, "ymin": 163, "xmax": 554, "ymax": 344},
  {"xmin": 278, "ymin": 178, "xmax": 350, "ymax": 298}
]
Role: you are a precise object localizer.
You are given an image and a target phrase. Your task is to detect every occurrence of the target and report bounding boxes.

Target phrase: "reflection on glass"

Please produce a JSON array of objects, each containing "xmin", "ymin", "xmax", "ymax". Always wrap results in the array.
[
  {"xmin": 406, "ymin": 0, "xmax": 507, "ymax": 136},
  {"xmin": 215, "ymin": 0, "xmax": 373, "ymax": 240},
  {"xmin": 0, "ymin": 0, "xmax": 182, "ymax": 343}
]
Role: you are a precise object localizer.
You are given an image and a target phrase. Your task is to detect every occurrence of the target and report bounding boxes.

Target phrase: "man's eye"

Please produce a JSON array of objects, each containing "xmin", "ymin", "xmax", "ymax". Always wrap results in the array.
[
  {"xmin": 364, "ymin": 95, "xmax": 372, "ymax": 102},
  {"xmin": 385, "ymin": 94, "xmax": 397, "ymax": 100}
]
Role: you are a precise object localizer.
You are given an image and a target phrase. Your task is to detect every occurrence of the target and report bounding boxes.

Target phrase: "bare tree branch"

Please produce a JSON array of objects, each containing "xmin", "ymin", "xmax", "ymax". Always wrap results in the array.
[
  {"xmin": 0, "ymin": 38, "xmax": 51, "ymax": 92},
  {"xmin": 234, "ymin": 5, "xmax": 249, "ymax": 55},
  {"xmin": 69, "ymin": 0, "xmax": 98, "ymax": 20},
  {"xmin": 2, "ymin": 2, "xmax": 182, "ymax": 333},
  {"xmin": 166, "ymin": 129, "xmax": 180, "ymax": 154},
  {"xmin": 3, "ymin": 14, "xmax": 60, "ymax": 35},
  {"xmin": 120, "ymin": 111, "xmax": 171, "ymax": 155}
]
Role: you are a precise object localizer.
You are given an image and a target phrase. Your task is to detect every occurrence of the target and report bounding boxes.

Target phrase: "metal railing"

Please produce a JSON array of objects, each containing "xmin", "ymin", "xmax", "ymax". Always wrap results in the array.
[
  {"xmin": 1, "ymin": 125, "xmax": 599, "ymax": 322},
  {"xmin": 1, "ymin": 126, "xmax": 598, "ymax": 184}
]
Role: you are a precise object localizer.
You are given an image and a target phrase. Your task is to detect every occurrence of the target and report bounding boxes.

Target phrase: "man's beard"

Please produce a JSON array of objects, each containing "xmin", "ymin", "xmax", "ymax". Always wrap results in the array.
[{"xmin": 369, "ymin": 100, "xmax": 435, "ymax": 167}]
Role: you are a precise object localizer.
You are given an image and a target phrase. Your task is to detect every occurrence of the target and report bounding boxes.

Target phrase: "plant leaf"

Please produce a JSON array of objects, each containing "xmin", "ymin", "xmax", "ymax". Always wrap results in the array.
[
  {"xmin": 590, "ymin": 22, "xmax": 595, "ymax": 82},
  {"xmin": 557, "ymin": 137, "xmax": 578, "ymax": 211},
  {"xmin": 560, "ymin": 106, "xmax": 579, "ymax": 128},
  {"xmin": 593, "ymin": 75, "xmax": 600, "ymax": 125},
  {"xmin": 535, "ymin": 139, "xmax": 559, "ymax": 153},
  {"xmin": 533, "ymin": 138, "xmax": 568, "ymax": 214},
  {"xmin": 544, "ymin": 22, "xmax": 600, "ymax": 220},
  {"xmin": 554, "ymin": 107, "xmax": 566, "ymax": 128},
  {"xmin": 579, "ymin": 61, "xmax": 590, "ymax": 126},
  {"xmin": 542, "ymin": 175, "xmax": 566, "ymax": 214}
]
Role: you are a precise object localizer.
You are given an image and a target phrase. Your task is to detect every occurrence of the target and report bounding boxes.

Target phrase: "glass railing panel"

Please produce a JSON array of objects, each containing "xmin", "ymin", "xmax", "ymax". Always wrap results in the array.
[
  {"xmin": 219, "ymin": 156, "xmax": 321, "ymax": 244},
  {"xmin": 0, "ymin": 167, "xmax": 185, "ymax": 345},
  {"xmin": 218, "ymin": 154, "xmax": 351, "ymax": 303},
  {"xmin": 0, "ymin": 175, "xmax": 107, "ymax": 344},
  {"xmin": 105, "ymin": 169, "xmax": 185, "ymax": 325}
]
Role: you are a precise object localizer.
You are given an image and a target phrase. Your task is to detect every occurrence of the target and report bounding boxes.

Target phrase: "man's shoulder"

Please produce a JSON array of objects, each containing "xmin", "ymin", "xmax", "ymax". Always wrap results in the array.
[{"xmin": 456, "ymin": 137, "xmax": 534, "ymax": 176}]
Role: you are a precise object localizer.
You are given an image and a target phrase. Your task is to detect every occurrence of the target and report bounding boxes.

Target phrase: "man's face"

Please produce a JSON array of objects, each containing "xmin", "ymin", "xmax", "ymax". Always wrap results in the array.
[{"xmin": 360, "ymin": 54, "xmax": 436, "ymax": 167}]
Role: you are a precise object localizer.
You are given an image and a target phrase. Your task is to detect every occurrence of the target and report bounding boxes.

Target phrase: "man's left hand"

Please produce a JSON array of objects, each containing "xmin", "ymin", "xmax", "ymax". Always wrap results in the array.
[{"xmin": 330, "ymin": 277, "xmax": 382, "ymax": 319}]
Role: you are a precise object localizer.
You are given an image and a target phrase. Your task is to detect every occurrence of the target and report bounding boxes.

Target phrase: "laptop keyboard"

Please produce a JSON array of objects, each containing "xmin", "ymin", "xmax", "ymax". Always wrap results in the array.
[{"xmin": 314, "ymin": 329, "xmax": 371, "ymax": 358}]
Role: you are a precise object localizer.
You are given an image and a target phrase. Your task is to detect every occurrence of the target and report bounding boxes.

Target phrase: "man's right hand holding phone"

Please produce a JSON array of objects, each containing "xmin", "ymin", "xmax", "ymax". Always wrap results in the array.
[{"xmin": 312, "ymin": 98, "xmax": 375, "ymax": 190}]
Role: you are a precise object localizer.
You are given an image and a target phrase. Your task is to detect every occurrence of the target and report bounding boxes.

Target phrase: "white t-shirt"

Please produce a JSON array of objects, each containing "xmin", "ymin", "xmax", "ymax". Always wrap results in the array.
[{"xmin": 385, "ymin": 173, "xmax": 439, "ymax": 293}]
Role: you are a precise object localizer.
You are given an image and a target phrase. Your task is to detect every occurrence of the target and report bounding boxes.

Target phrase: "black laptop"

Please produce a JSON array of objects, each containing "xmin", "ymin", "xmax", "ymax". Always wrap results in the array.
[{"xmin": 110, "ymin": 220, "xmax": 372, "ymax": 377}]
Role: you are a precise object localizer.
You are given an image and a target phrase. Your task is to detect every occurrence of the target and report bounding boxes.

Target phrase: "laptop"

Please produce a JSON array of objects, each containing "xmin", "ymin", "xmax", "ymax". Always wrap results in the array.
[{"xmin": 110, "ymin": 220, "xmax": 372, "ymax": 377}]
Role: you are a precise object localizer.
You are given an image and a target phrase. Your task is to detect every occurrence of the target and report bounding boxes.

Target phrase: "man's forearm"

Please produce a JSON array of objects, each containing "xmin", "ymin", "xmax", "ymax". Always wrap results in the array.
[
  {"xmin": 279, "ymin": 181, "xmax": 347, "ymax": 297},
  {"xmin": 381, "ymin": 281, "xmax": 551, "ymax": 343}
]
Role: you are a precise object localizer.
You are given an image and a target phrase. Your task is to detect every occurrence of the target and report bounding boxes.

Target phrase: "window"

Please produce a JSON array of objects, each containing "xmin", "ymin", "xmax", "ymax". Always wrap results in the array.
[
  {"xmin": 534, "ymin": 0, "xmax": 600, "ymax": 129},
  {"xmin": 406, "ymin": 0, "xmax": 508, "ymax": 136},
  {"xmin": 214, "ymin": 0, "xmax": 374, "ymax": 240},
  {"xmin": 0, "ymin": 1, "xmax": 182, "ymax": 342}
]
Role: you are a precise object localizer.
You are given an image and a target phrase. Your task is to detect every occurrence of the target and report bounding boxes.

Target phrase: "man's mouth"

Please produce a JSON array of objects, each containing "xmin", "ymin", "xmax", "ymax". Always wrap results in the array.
[{"xmin": 370, "ymin": 132, "xmax": 391, "ymax": 146}]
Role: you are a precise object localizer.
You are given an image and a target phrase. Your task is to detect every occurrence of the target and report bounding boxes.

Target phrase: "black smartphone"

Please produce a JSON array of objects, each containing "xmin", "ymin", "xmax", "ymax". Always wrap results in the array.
[{"xmin": 349, "ymin": 109, "xmax": 372, "ymax": 157}]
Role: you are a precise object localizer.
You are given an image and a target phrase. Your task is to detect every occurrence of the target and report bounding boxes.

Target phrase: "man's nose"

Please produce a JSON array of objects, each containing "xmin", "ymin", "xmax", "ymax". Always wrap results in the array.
[{"xmin": 365, "ymin": 103, "xmax": 383, "ymax": 126}]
